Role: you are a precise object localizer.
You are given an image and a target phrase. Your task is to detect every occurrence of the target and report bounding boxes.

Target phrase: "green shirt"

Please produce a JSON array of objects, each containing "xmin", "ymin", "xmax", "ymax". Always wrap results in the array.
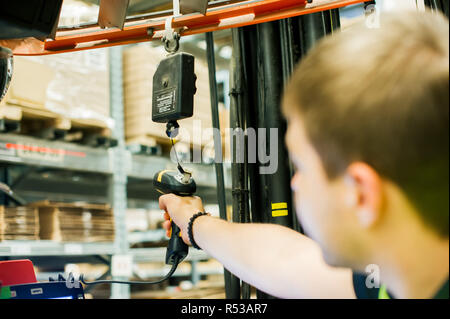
[{"xmin": 353, "ymin": 273, "xmax": 449, "ymax": 299}]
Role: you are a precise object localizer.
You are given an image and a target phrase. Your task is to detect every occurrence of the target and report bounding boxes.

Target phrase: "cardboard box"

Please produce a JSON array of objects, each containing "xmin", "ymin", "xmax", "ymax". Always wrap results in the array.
[
  {"xmin": 7, "ymin": 57, "xmax": 55, "ymax": 109},
  {"xmin": 30, "ymin": 201, "xmax": 115, "ymax": 243},
  {"xmin": 0, "ymin": 206, "xmax": 39, "ymax": 241}
]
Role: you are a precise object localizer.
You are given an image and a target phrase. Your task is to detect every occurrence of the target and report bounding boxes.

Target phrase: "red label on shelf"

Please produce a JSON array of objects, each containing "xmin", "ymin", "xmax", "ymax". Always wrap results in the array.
[{"xmin": 5, "ymin": 143, "xmax": 86, "ymax": 159}]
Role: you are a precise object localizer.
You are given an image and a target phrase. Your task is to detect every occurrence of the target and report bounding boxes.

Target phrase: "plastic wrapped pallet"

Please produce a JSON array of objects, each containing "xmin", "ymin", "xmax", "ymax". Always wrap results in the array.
[{"xmin": 4, "ymin": 49, "xmax": 113, "ymax": 130}]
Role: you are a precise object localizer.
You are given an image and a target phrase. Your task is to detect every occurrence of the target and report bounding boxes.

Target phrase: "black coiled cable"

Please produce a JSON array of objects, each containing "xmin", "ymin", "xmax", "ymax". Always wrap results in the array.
[{"xmin": 79, "ymin": 256, "xmax": 181, "ymax": 286}]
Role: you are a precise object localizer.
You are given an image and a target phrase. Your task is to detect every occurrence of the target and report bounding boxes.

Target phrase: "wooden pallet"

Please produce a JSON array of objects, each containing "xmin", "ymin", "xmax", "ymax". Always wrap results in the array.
[
  {"xmin": 0, "ymin": 206, "xmax": 40, "ymax": 241},
  {"xmin": 0, "ymin": 103, "xmax": 117, "ymax": 148}
]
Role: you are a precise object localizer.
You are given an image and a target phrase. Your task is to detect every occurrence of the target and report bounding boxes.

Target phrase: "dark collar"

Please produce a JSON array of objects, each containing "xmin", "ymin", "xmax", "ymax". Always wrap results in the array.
[{"xmin": 433, "ymin": 278, "xmax": 449, "ymax": 299}]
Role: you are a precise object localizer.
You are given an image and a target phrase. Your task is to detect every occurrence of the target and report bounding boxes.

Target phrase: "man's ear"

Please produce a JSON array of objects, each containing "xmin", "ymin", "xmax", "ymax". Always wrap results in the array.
[{"xmin": 345, "ymin": 162, "xmax": 384, "ymax": 228}]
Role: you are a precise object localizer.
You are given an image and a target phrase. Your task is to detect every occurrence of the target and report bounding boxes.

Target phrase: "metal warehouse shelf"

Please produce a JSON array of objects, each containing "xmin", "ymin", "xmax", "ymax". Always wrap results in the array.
[
  {"xmin": 0, "ymin": 134, "xmax": 113, "ymax": 174},
  {"xmin": 0, "ymin": 134, "xmax": 231, "ymax": 189},
  {"xmin": 130, "ymin": 247, "xmax": 211, "ymax": 263},
  {"xmin": 0, "ymin": 240, "xmax": 116, "ymax": 257}
]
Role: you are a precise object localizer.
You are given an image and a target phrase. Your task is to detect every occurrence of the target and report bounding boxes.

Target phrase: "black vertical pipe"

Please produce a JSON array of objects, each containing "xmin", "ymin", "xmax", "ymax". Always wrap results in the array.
[
  {"xmin": 287, "ymin": 10, "xmax": 340, "ymax": 231},
  {"xmin": 234, "ymin": 24, "xmax": 274, "ymax": 298},
  {"xmin": 296, "ymin": 9, "xmax": 341, "ymax": 58},
  {"xmin": 242, "ymin": 25, "xmax": 263, "ymax": 228},
  {"xmin": 231, "ymin": 26, "xmax": 254, "ymax": 298},
  {"xmin": 323, "ymin": 8, "xmax": 341, "ymax": 34},
  {"xmin": 251, "ymin": 21, "xmax": 295, "ymax": 299},
  {"xmin": 237, "ymin": 24, "xmax": 269, "ymax": 298},
  {"xmin": 205, "ymin": 31, "xmax": 241, "ymax": 299},
  {"xmin": 279, "ymin": 18, "xmax": 295, "ymax": 85},
  {"xmin": 205, "ymin": 32, "xmax": 227, "ymax": 230},
  {"xmin": 233, "ymin": 11, "xmax": 341, "ymax": 299},
  {"xmin": 279, "ymin": 18, "xmax": 304, "ymax": 234},
  {"xmin": 425, "ymin": 0, "xmax": 449, "ymax": 17},
  {"xmin": 441, "ymin": 0, "xmax": 449, "ymax": 17},
  {"xmin": 298, "ymin": 12, "xmax": 328, "ymax": 56},
  {"xmin": 257, "ymin": 21, "xmax": 294, "ymax": 229},
  {"xmin": 230, "ymin": 27, "xmax": 253, "ymax": 299},
  {"xmin": 424, "ymin": 0, "xmax": 437, "ymax": 10}
]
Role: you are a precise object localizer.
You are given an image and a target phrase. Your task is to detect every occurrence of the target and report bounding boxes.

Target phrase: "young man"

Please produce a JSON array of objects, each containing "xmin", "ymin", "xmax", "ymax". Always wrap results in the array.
[{"xmin": 158, "ymin": 10, "xmax": 449, "ymax": 299}]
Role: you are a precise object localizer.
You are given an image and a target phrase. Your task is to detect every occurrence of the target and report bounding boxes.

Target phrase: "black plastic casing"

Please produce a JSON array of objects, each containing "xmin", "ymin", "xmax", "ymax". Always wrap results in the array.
[
  {"xmin": 153, "ymin": 171, "xmax": 197, "ymax": 196},
  {"xmin": 0, "ymin": 0, "xmax": 63, "ymax": 39},
  {"xmin": 153, "ymin": 170, "xmax": 196, "ymax": 265},
  {"xmin": 152, "ymin": 52, "xmax": 196, "ymax": 123},
  {"xmin": 165, "ymin": 223, "xmax": 188, "ymax": 265}
]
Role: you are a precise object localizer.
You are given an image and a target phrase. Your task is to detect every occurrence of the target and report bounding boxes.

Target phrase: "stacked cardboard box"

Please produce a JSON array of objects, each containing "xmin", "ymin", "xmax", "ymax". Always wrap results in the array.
[
  {"xmin": 31, "ymin": 201, "xmax": 115, "ymax": 242},
  {"xmin": 123, "ymin": 44, "xmax": 213, "ymax": 148},
  {"xmin": 0, "ymin": 206, "xmax": 39, "ymax": 241},
  {"xmin": 5, "ymin": 57, "xmax": 55, "ymax": 109}
]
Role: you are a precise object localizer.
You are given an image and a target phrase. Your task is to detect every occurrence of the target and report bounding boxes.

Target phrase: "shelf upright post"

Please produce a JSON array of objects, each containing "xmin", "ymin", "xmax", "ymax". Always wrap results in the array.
[{"xmin": 108, "ymin": 45, "xmax": 130, "ymax": 299}]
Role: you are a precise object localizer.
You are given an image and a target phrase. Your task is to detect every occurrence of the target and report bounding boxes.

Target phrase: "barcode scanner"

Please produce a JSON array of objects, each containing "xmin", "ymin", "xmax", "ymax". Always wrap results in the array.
[
  {"xmin": 154, "ymin": 168, "xmax": 196, "ymax": 265},
  {"xmin": 80, "ymin": 168, "xmax": 196, "ymax": 287}
]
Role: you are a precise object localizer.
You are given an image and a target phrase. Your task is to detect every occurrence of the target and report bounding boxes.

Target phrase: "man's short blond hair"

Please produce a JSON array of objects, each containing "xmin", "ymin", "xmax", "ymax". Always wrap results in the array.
[{"xmin": 283, "ymin": 10, "xmax": 449, "ymax": 236}]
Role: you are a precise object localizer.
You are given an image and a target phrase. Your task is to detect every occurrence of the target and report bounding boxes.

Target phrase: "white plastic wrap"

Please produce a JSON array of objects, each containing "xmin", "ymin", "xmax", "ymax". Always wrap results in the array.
[
  {"xmin": 24, "ymin": 48, "xmax": 114, "ymax": 130},
  {"xmin": 57, "ymin": 0, "xmax": 99, "ymax": 27}
]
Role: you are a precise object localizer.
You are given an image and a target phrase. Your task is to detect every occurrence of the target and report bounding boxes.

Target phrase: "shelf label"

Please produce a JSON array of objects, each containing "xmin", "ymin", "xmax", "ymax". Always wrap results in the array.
[
  {"xmin": 11, "ymin": 244, "xmax": 31, "ymax": 255},
  {"xmin": 0, "ymin": 142, "xmax": 16, "ymax": 157},
  {"xmin": 14, "ymin": 142, "xmax": 65, "ymax": 163},
  {"xmin": 64, "ymin": 244, "xmax": 83, "ymax": 255},
  {"xmin": 111, "ymin": 255, "xmax": 133, "ymax": 277}
]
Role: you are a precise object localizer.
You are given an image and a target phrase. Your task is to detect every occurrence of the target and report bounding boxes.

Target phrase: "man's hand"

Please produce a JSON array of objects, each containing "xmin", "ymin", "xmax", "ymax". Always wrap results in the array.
[{"xmin": 159, "ymin": 194, "xmax": 207, "ymax": 245}]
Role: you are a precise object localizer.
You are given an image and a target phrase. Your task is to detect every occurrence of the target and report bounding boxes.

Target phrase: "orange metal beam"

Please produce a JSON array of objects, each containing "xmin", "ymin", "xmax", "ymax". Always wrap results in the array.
[{"xmin": 12, "ymin": 0, "xmax": 367, "ymax": 56}]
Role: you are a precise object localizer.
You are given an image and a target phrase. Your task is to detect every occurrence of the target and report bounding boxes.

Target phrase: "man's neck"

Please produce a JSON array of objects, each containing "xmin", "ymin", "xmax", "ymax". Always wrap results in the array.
[
  {"xmin": 375, "ymin": 217, "xmax": 449, "ymax": 299},
  {"xmin": 367, "ymin": 184, "xmax": 449, "ymax": 299}
]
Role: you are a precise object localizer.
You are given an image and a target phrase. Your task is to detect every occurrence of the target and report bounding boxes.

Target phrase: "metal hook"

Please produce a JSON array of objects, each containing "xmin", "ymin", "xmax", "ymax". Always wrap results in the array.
[
  {"xmin": 162, "ymin": 17, "xmax": 181, "ymax": 54},
  {"xmin": 162, "ymin": 0, "xmax": 182, "ymax": 54}
]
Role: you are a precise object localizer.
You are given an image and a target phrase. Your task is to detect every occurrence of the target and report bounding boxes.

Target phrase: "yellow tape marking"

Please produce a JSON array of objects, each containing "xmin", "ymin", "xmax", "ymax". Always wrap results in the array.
[
  {"xmin": 271, "ymin": 202, "xmax": 287, "ymax": 210},
  {"xmin": 272, "ymin": 209, "xmax": 289, "ymax": 217}
]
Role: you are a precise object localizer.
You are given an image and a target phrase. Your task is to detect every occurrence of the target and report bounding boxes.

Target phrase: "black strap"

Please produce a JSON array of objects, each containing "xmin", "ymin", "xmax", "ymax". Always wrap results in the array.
[{"xmin": 187, "ymin": 212, "xmax": 209, "ymax": 250}]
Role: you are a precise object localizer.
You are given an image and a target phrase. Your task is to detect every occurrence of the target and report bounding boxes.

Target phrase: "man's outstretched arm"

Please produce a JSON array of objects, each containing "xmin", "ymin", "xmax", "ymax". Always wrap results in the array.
[{"xmin": 159, "ymin": 194, "xmax": 356, "ymax": 299}]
